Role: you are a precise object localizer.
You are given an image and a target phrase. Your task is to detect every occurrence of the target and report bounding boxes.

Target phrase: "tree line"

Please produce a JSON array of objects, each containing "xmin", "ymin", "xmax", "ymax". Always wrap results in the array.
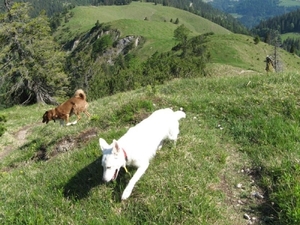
[{"xmin": 252, "ymin": 9, "xmax": 300, "ymax": 34}]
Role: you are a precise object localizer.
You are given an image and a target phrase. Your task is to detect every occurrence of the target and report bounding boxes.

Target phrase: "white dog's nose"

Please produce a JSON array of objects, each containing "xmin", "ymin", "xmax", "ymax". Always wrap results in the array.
[
  {"xmin": 102, "ymin": 174, "xmax": 113, "ymax": 182},
  {"xmin": 102, "ymin": 175, "xmax": 110, "ymax": 182}
]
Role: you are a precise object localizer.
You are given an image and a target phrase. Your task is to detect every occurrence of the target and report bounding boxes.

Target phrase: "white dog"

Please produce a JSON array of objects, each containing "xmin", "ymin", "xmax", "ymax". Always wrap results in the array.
[{"xmin": 99, "ymin": 108, "xmax": 186, "ymax": 200}]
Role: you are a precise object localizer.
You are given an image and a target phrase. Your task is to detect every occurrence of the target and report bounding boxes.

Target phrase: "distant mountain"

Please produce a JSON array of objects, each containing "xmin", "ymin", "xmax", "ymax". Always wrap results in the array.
[{"xmin": 206, "ymin": 0, "xmax": 300, "ymax": 28}]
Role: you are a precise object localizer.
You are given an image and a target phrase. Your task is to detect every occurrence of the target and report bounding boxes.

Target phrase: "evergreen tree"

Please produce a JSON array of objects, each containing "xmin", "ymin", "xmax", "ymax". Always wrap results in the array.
[
  {"xmin": 254, "ymin": 35, "xmax": 260, "ymax": 44},
  {"xmin": 0, "ymin": 3, "xmax": 68, "ymax": 106},
  {"xmin": 173, "ymin": 24, "xmax": 191, "ymax": 57},
  {"xmin": 290, "ymin": 44, "xmax": 295, "ymax": 54}
]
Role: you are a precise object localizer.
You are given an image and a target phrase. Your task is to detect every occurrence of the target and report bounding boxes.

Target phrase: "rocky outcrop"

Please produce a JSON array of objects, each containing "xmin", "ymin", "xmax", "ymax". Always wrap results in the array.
[{"xmin": 69, "ymin": 26, "xmax": 141, "ymax": 64}]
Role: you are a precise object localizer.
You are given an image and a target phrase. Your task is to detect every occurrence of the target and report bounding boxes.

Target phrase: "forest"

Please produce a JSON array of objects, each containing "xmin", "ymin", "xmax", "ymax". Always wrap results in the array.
[
  {"xmin": 208, "ymin": 0, "xmax": 299, "ymax": 28},
  {"xmin": 252, "ymin": 8, "xmax": 300, "ymax": 56}
]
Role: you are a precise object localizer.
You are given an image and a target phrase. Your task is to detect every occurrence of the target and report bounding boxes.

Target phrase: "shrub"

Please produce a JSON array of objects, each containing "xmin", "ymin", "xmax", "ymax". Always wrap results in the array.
[
  {"xmin": 92, "ymin": 35, "xmax": 113, "ymax": 57},
  {"xmin": 254, "ymin": 35, "xmax": 260, "ymax": 44}
]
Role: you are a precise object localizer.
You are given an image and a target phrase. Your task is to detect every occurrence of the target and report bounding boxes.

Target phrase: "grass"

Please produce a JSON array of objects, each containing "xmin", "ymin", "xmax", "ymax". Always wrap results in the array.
[
  {"xmin": 281, "ymin": 32, "xmax": 300, "ymax": 41},
  {"xmin": 2, "ymin": 70, "xmax": 300, "ymax": 224}
]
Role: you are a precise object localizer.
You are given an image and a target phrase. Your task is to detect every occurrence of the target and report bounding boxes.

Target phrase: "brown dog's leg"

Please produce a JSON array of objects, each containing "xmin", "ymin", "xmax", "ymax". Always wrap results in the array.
[
  {"xmin": 74, "ymin": 113, "xmax": 81, "ymax": 124},
  {"xmin": 65, "ymin": 114, "xmax": 72, "ymax": 126}
]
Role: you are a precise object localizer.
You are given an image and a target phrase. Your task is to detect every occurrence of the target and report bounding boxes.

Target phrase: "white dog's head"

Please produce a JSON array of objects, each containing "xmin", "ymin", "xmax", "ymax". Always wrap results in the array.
[{"xmin": 99, "ymin": 138, "xmax": 126, "ymax": 182}]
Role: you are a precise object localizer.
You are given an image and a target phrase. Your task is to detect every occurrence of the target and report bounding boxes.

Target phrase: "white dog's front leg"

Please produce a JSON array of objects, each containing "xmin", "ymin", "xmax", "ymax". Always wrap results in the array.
[{"xmin": 121, "ymin": 163, "xmax": 149, "ymax": 200}]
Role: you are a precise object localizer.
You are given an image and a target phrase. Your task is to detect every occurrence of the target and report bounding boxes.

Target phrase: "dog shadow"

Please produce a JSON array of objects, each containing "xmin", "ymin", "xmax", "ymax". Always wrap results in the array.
[
  {"xmin": 63, "ymin": 157, "xmax": 103, "ymax": 200},
  {"xmin": 63, "ymin": 156, "xmax": 132, "ymax": 202}
]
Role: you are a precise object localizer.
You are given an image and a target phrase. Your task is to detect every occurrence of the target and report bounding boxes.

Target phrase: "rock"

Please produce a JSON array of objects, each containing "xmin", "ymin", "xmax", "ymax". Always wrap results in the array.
[
  {"xmin": 244, "ymin": 213, "xmax": 251, "ymax": 220},
  {"xmin": 237, "ymin": 183, "xmax": 243, "ymax": 188},
  {"xmin": 253, "ymin": 192, "xmax": 264, "ymax": 199}
]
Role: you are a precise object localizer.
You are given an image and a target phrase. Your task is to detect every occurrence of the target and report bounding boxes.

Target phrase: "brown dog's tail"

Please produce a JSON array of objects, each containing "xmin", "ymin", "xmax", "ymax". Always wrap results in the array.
[{"xmin": 74, "ymin": 89, "xmax": 87, "ymax": 100}]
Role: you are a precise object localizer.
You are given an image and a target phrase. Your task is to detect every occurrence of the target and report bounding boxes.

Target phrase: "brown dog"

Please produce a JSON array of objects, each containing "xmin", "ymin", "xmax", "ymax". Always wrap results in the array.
[{"xmin": 42, "ymin": 89, "xmax": 91, "ymax": 126}]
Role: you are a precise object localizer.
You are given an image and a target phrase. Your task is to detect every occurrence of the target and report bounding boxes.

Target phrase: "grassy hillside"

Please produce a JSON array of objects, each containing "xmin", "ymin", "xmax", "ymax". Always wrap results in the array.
[
  {"xmin": 57, "ymin": 2, "xmax": 230, "ymax": 57},
  {"xmin": 1, "ymin": 71, "xmax": 300, "ymax": 224},
  {"xmin": 57, "ymin": 1, "xmax": 300, "ymax": 73},
  {"xmin": 206, "ymin": 34, "xmax": 300, "ymax": 74},
  {"xmin": 63, "ymin": 2, "xmax": 230, "ymax": 35},
  {"xmin": 281, "ymin": 32, "xmax": 300, "ymax": 41}
]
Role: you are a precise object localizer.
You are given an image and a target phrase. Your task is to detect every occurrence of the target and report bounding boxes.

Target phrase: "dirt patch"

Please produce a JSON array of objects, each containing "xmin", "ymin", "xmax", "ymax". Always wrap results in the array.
[{"xmin": 31, "ymin": 128, "xmax": 98, "ymax": 161}]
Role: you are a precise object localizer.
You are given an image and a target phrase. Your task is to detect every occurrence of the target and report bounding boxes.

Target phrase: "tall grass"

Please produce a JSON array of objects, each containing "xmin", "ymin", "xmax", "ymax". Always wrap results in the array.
[{"xmin": 1, "ymin": 71, "xmax": 300, "ymax": 224}]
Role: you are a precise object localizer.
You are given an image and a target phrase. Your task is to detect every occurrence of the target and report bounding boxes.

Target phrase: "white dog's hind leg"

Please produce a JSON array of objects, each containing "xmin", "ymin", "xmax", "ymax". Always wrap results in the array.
[{"xmin": 121, "ymin": 163, "xmax": 149, "ymax": 200}]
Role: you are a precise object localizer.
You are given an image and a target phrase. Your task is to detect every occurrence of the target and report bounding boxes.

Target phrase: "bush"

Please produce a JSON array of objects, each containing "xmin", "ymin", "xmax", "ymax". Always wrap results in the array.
[
  {"xmin": 254, "ymin": 35, "xmax": 260, "ymax": 44},
  {"xmin": 92, "ymin": 35, "xmax": 113, "ymax": 57}
]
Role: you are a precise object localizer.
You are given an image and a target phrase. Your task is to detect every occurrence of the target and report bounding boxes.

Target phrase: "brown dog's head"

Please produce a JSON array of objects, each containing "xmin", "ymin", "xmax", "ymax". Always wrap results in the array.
[{"xmin": 42, "ymin": 109, "xmax": 56, "ymax": 124}]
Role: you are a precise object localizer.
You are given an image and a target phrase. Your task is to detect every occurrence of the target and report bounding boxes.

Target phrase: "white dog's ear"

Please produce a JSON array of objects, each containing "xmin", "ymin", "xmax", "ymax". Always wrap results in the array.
[
  {"xmin": 112, "ymin": 139, "xmax": 121, "ymax": 154},
  {"xmin": 99, "ymin": 138, "xmax": 110, "ymax": 151}
]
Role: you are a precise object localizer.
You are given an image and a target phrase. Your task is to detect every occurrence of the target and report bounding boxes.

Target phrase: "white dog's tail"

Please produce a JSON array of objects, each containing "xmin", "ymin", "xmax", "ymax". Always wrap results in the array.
[{"xmin": 174, "ymin": 110, "xmax": 186, "ymax": 121}]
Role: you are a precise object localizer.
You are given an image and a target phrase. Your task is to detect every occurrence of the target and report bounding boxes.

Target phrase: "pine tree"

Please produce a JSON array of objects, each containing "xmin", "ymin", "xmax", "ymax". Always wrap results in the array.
[
  {"xmin": 0, "ymin": 3, "xmax": 68, "ymax": 106},
  {"xmin": 173, "ymin": 24, "xmax": 191, "ymax": 57}
]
